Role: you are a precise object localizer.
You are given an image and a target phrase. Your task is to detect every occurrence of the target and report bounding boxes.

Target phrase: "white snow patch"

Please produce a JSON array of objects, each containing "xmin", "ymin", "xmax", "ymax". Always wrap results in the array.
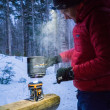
[{"xmin": 0, "ymin": 54, "xmax": 77, "ymax": 110}]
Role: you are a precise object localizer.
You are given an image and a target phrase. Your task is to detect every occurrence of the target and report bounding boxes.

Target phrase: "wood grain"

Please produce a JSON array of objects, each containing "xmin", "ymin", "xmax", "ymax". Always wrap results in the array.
[{"xmin": 0, "ymin": 94, "xmax": 60, "ymax": 110}]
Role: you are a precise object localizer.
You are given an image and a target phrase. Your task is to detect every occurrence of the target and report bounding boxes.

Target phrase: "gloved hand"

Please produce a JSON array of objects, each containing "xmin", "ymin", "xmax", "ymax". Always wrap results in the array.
[
  {"xmin": 44, "ymin": 55, "xmax": 62, "ymax": 68},
  {"xmin": 56, "ymin": 67, "xmax": 74, "ymax": 84}
]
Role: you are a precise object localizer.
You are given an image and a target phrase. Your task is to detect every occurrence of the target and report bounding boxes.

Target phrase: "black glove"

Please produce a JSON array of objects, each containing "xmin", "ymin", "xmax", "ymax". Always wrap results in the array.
[
  {"xmin": 56, "ymin": 67, "xmax": 74, "ymax": 84},
  {"xmin": 44, "ymin": 55, "xmax": 62, "ymax": 67}
]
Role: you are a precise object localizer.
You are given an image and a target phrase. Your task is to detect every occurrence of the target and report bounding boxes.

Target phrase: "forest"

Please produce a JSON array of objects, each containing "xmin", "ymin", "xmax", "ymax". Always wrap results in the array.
[{"xmin": 0, "ymin": 0, "xmax": 74, "ymax": 57}]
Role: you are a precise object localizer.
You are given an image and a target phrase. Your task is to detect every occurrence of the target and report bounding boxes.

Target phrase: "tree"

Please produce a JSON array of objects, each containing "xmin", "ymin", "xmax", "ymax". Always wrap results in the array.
[
  {"xmin": 6, "ymin": 0, "xmax": 12, "ymax": 55},
  {"xmin": 0, "ymin": 62, "xmax": 15, "ymax": 84},
  {"xmin": 0, "ymin": 0, "xmax": 74, "ymax": 57}
]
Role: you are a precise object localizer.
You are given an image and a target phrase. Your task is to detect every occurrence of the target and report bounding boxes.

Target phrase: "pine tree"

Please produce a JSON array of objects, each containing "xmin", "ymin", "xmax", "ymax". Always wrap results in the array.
[{"xmin": 0, "ymin": 62, "xmax": 15, "ymax": 84}]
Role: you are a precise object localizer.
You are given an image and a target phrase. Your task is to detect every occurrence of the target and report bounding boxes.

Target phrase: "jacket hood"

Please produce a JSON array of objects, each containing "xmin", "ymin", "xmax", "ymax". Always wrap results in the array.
[{"xmin": 76, "ymin": 0, "xmax": 110, "ymax": 23}]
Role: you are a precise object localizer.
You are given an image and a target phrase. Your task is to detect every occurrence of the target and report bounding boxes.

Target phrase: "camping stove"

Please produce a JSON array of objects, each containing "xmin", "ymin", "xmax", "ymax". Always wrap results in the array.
[
  {"xmin": 27, "ymin": 56, "xmax": 46, "ymax": 101},
  {"xmin": 28, "ymin": 81, "xmax": 44, "ymax": 101}
]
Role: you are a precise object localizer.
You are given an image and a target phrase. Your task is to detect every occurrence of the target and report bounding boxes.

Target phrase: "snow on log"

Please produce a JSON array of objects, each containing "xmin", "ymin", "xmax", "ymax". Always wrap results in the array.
[{"xmin": 0, "ymin": 94, "xmax": 60, "ymax": 110}]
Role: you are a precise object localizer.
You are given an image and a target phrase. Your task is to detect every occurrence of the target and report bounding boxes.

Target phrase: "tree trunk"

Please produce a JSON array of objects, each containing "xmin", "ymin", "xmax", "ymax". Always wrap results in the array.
[
  {"xmin": 20, "ymin": 0, "xmax": 24, "ymax": 56},
  {"xmin": 6, "ymin": 0, "xmax": 12, "ymax": 55},
  {"xmin": 0, "ymin": 94, "xmax": 60, "ymax": 110},
  {"xmin": 31, "ymin": 0, "xmax": 35, "ymax": 56}
]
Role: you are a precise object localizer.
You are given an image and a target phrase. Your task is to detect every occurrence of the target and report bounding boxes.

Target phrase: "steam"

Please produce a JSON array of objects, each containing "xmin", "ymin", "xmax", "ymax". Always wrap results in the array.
[
  {"xmin": 40, "ymin": 10, "xmax": 74, "ymax": 56},
  {"xmin": 40, "ymin": 10, "xmax": 58, "ymax": 55}
]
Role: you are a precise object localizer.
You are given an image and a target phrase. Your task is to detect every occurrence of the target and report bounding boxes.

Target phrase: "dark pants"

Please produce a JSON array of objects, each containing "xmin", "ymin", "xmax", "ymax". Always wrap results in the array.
[{"xmin": 77, "ymin": 90, "xmax": 110, "ymax": 110}]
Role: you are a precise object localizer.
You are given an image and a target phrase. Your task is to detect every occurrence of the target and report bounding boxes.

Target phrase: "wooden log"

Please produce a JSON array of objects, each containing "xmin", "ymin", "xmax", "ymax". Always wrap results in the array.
[{"xmin": 0, "ymin": 94, "xmax": 60, "ymax": 110}]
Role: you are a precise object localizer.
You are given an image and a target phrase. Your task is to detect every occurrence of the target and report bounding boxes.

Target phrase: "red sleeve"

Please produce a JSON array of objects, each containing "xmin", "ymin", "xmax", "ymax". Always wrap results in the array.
[
  {"xmin": 60, "ymin": 48, "xmax": 74, "ymax": 62},
  {"xmin": 74, "ymin": 9, "xmax": 110, "ymax": 80}
]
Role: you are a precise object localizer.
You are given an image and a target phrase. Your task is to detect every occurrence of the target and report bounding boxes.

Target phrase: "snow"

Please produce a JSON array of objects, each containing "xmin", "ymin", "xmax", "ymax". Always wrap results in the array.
[{"xmin": 0, "ymin": 54, "xmax": 77, "ymax": 110}]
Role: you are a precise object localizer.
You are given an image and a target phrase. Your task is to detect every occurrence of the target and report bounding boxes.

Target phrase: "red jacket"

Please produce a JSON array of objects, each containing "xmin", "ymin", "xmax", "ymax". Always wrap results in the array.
[{"xmin": 60, "ymin": 0, "xmax": 110, "ymax": 91}]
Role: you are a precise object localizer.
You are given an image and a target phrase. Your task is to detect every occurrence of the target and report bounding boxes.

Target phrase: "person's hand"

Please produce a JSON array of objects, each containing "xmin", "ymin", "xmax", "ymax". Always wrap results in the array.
[
  {"xmin": 44, "ymin": 55, "xmax": 62, "ymax": 68},
  {"xmin": 56, "ymin": 67, "xmax": 74, "ymax": 84}
]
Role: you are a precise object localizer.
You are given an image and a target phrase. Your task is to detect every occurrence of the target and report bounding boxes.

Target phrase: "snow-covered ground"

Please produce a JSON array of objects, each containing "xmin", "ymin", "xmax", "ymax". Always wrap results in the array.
[{"xmin": 0, "ymin": 54, "xmax": 77, "ymax": 110}]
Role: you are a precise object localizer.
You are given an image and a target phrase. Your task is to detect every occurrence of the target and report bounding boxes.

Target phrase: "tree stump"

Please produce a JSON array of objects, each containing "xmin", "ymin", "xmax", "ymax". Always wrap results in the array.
[{"xmin": 0, "ymin": 94, "xmax": 60, "ymax": 110}]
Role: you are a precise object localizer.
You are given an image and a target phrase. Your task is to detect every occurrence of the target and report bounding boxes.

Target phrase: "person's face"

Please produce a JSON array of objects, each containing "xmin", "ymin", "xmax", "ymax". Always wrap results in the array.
[{"xmin": 60, "ymin": 5, "xmax": 78, "ymax": 22}]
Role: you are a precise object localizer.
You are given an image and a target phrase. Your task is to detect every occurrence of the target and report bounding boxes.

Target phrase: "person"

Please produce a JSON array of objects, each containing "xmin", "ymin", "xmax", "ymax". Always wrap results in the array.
[{"xmin": 45, "ymin": 0, "xmax": 110, "ymax": 110}]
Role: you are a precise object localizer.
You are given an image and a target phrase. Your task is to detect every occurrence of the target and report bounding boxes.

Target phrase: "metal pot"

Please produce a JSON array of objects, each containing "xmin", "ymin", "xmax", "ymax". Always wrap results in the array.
[{"xmin": 27, "ymin": 56, "xmax": 46, "ymax": 78}]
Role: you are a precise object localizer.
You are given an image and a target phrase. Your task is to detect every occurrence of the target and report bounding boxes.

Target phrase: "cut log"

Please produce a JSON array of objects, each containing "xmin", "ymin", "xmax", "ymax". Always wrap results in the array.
[{"xmin": 0, "ymin": 94, "xmax": 60, "ymax": 110}]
